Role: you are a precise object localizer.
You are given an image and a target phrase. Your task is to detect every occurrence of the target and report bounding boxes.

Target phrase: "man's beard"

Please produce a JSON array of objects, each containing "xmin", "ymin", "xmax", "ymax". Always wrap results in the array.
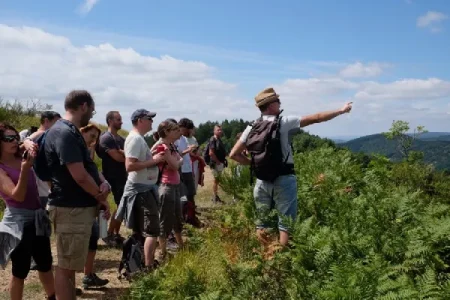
[{"xmin": 80, "ymin": 113, "xmax": 91, "ymax": 127}]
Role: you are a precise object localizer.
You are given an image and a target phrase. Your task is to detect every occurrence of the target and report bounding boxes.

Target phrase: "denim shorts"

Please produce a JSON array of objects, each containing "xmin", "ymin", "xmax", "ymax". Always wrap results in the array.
[{"xmin": 253, "ymin": 174, "xmax": 297, "ymax": 232}]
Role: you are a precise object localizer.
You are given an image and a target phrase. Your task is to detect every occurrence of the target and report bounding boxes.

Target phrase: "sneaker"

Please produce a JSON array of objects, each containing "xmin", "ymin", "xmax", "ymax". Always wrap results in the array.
[
  {"xmin": 82, "ymin": 273, "xmax": 109, "ymax": 289},
  {"xmin": 102, "ymin": 233, "xmax": 117, "ymax": 247}
]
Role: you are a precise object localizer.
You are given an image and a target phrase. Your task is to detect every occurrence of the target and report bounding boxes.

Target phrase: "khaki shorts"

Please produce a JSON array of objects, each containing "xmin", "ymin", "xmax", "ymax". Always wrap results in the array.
[
  {"xmin": 48, "ymin": 206, "xmax": 96, "ymax": 271},
  {"xmin": 211, "ymin": 164, "xmax": 224, "ymax": 178}
]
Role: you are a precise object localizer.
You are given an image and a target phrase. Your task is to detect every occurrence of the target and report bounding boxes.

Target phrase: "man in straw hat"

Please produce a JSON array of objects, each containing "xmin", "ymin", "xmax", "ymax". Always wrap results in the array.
[{"xmin": 230, "ymin": 87, "xmax": 352, "ymax": 247}]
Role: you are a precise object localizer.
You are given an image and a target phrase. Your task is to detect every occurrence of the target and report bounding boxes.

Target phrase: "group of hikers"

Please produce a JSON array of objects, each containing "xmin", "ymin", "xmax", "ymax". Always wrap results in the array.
[{"xmin": 0, "ymin": 87, "xmax": 351, "ymax": 300}]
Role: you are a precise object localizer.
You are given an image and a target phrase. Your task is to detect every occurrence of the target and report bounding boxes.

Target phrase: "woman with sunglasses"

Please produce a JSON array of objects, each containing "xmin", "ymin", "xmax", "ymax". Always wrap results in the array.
[{"xmin": 0, "ymin": 125, "xmax": 55, "ymax": 300}]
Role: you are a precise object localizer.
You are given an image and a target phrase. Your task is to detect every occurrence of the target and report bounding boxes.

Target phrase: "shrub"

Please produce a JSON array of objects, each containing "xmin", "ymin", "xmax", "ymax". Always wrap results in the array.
[{"xmin": 129, "ymin": 145, "xmax": 450, "ymax": 299}]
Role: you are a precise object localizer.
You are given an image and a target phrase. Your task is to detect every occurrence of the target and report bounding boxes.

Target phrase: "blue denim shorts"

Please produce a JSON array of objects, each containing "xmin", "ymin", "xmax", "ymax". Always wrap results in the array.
[{"xmin": 253, "ymin": 174, "xmax": 298, "ymax": 232}]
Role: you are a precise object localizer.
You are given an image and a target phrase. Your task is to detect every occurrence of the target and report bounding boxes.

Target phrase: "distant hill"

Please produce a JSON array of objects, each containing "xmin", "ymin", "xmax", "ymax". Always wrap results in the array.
[
  {"xmin": 414, "ymin": 132, "xmax": 450, "ymax": 141},
  {"xmin": 340, "ymin": 133, "xmax": 450, "ymax": 170},
  {"xmin": 331, "ymin": 139, "xmax": 347, "ymax": 144},
  {"xmin": 326, "ymin": 135, "xmax": 361, "ymax": 143}
]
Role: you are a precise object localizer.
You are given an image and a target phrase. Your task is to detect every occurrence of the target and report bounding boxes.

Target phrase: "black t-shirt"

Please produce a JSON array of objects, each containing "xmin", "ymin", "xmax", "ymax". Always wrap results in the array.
[
  {"xmin": 209, "ymin": 136, "xmax": 226, "ymax": 163},
  {"xmin": 45, "ymin": 119, "xmax": 101, "ymax": 208},
  {"xmin": 97, "ymin": 132, "xmax": 127, "ymax": 182}
]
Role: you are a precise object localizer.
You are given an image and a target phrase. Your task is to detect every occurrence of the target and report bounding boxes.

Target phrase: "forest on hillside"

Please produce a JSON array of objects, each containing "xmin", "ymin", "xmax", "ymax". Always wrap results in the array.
[{"xmin": 341, "ymin": 133, "xmax": 450, "ymax": 170}]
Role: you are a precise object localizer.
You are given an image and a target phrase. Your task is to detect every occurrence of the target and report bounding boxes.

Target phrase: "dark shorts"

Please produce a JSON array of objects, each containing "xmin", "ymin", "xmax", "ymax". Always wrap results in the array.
[
  {"xmin": 132, "ymin": 190, "xmax": 160, "ymax": 238},
  {"xmin": 88, "ymin": 220, "xmax": 99, "ymax": 251},
  {"xmin": 181, "ymin": 172, "xmax": 196, "ymax": 201},
  {"xmin": 11, "ymin": 223, "xmax": 53, "ymax": 279},
  {"xmin": 159, "ymin": 183, "xmax": 183, "ymax": 237},
  {"xmin": 108, "ymin": 177, "xmax": 126, "ymax": 206}
]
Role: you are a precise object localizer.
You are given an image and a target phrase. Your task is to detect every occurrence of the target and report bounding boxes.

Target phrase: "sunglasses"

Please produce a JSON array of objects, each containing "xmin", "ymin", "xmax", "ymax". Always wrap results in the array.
[{"xmin": 1, "ymin": 135, "xmax": 19, "ymax": 143}]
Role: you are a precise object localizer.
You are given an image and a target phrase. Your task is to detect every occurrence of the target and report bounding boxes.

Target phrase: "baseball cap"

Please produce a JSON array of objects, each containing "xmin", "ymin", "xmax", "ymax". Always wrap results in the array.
[{"xmin": 131, "ymin": 109, "xmax": 156, "ymax": 122}]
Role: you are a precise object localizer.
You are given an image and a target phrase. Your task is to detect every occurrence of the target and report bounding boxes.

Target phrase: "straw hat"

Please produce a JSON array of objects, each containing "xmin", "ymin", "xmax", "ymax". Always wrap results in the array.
[{"xmin": 254, "ymin": 87, "xmax": 279, "ymax": 107}]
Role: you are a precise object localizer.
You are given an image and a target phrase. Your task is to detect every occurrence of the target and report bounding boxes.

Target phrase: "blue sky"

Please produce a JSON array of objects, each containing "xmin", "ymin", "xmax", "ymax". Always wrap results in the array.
[{"xmin": 0, "ymin": 0, "xmax": 449, "ymax": 137}]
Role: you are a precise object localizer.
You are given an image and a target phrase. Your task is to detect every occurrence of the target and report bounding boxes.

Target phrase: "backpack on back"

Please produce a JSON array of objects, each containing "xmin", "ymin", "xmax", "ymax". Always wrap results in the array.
[
  {"xmin": 33, "ymin": 131, "xmax": 52, "ymax": 182},
  {"xmin": 118, "ymin": 234, "xmax": 145, "ymax": 281},
  {"xmin": 245, "ymin": 113, "xmax": 288, "ymax": 183}
]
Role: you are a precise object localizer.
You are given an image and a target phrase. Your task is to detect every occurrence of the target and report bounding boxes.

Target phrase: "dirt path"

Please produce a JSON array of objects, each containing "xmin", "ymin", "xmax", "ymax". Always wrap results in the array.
[{"xmin": 0, "ymin": 169, "xmax": 226, "ymax": 300}]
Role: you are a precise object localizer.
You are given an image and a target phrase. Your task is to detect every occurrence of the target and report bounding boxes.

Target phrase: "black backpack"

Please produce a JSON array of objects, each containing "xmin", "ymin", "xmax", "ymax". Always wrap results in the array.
[
  {"xmin": 245, "ymin": 112, "xmax": 289, "ymax": 183},
  {"xmin": 118, "ymin": 234, "xmax": 144, "ymax": 281},
  {"xmin": 203, "ymin": 137, "xmax": 225, "ymax": 166}
]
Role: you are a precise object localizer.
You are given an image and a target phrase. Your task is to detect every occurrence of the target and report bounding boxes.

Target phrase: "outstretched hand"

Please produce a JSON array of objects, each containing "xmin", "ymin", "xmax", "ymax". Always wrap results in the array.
[{"xmin": 340, "ymin": 102, "xmax": 353, "ymax": 114}]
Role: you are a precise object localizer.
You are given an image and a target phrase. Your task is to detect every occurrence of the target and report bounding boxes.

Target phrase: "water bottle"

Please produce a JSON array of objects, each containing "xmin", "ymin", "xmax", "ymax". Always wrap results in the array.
[{"xmin": 98, "ymin": 210, "xmax": 108, "ymax": 239}]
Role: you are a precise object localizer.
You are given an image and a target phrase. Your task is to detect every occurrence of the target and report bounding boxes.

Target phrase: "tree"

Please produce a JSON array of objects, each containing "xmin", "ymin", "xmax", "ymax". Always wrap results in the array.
[{"xmin": 383, "ymin": 120, "xmax": 427, "ymax": 161}]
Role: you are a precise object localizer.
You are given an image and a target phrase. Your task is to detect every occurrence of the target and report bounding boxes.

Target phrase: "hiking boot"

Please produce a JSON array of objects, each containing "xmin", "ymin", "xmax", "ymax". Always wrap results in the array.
[
  {"xmin": 212, "ymin": 195, "xmax": 224, "ymax": 204},
  {"xmin": 82, "ymin": 273, "xmax": 109, "ymax": 289},
  {"xmin": 142, "ymin": 260, "xmax": 160, "ymax": 274}
]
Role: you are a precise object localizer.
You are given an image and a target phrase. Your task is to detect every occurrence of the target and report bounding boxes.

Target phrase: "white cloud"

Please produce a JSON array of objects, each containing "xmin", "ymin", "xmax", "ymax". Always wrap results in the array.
[
  {"xmin": 355, "ymin": 78, "xmax": 450, "ymax": 100},
  {"xmin": 1, "ymin": 23, "xmax": 450, "ymax": 137},
  {"xmin": 0, "ymin": 24, "xmax": 254, "ymax": 129},
  {"xmin": 417, "ymin": 11, "xmax": 448, "ymax": 32},
  {"xmin": 339, "ymin": 62, "xmax": 387, "ymax": 78},
  {"xmin": 78, "ymin": 0, "xmax": 100, "ymax": 15}
]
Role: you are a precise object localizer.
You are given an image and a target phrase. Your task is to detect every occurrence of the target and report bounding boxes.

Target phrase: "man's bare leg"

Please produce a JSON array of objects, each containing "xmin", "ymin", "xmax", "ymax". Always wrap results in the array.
[
  {"xmin": 38, "ymin": 270, "xmax": 55, "ymax": 298},
  {"xmin": 55, "ymin": 267, "xmax": 76, "ymax": 300}
]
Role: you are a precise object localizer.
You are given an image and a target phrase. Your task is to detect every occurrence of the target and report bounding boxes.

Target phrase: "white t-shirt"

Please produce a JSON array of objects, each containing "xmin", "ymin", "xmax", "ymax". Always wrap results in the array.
[
  {"xmin": 175, "ymin": 136, "xmax": 193, "ymax": 173},
  {"xmin": 240, "ymin": 115, "xmax": 301, "ymax": 165},
  {"xmin": 186, "ymin": 136, "xmax": 198, "ymax": 147},
  {"xmin": 124, "ymin": 130, "xmax": 159, "ymax": 185}
]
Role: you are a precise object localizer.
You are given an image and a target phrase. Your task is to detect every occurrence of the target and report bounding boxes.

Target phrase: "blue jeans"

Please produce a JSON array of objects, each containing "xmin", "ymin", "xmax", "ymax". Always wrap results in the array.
[{"xmin": 253, "ymin": 175, "xmax": 297, "ymax": 232}]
